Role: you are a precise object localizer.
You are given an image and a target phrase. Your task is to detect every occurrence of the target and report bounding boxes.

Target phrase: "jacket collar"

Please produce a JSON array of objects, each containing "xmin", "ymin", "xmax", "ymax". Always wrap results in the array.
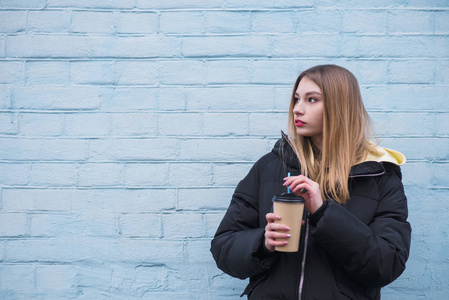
[{"xmin": 273, "ymin": 134, "xmax": 390, "ymax": 178}]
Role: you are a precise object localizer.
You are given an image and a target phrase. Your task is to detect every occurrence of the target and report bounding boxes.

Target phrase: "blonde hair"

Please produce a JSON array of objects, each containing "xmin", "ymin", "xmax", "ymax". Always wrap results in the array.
[{"xmin": 288, "ymin": 65, "xmax": 376, "ymax": 204}]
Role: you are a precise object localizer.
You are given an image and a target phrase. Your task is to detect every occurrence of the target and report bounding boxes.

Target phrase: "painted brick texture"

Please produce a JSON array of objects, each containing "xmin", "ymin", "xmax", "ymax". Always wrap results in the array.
[{"xmin": 0, "ymin": 1, "xmax": 448, "ymax": 299}]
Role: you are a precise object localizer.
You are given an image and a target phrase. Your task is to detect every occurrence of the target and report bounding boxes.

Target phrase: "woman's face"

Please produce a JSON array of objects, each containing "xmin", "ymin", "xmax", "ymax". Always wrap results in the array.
[{"xmin": 293, "ymin": 76, "xmax": 324, "ymax": 148}]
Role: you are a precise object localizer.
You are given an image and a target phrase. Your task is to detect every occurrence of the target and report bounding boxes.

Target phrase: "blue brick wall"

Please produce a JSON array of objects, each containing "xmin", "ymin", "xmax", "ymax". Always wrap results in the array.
[{"xmin": 0, "ymin": 1, "xmax": 448, "ymax": 299}]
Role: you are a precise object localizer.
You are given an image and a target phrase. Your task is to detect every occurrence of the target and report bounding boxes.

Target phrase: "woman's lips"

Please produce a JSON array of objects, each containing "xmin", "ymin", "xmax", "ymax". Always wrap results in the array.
[{"xmin": 295, "ymin": 119, "xmax": 306, "ymax": 127}]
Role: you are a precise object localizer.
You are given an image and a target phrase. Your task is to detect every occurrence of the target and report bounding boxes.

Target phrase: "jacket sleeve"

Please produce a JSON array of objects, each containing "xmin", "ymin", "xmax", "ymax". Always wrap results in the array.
[
  {"xmin": 310, "ymin": 169, "xmax": 411, "ymax": 287},
  {"xmin": 210, "ymin": 156, "xmax": 278, "ymax": 280}
]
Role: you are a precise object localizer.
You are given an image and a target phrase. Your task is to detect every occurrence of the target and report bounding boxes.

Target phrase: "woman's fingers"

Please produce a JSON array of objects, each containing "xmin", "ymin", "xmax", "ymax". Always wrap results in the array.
[{"xmin": 265, "ymin": 213, "xmax": 292, "ymax": 251}]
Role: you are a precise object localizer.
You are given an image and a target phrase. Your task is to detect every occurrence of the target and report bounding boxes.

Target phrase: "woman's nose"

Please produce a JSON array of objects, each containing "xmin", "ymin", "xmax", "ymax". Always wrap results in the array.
[{"xmin": 293, "ymin": 102, "xmax": 304, "ymax": 115}]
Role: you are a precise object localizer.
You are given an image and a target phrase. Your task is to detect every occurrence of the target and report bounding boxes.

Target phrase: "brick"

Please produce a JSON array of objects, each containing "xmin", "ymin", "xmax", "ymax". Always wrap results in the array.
[
  {"xmin": 212, "ymin": 163, "xmax": 252, "ymax": 186},
  {"xmin": 251, "ymin": 11, "xmax": 295, "ymax": 33},
  {"xmin": 0, "ymin": 138, "xmax": 88, "ymax": 161},
  {"xmin": 30, "ymin": 163, "xmax": 78, "ymax": 186},
  {"xmin": 0, "ymin": 61, "xmax": 25, "ymax": 84},
  {"xmin": 1, "ymin": 188, "xmax": 83, "ymax": 211},
  {"xmin": 47, "ymin": 0, "xmax": 135, "ymax": 8},
  {"xmin": 27, "ymin": 10, "xmax": 71, "ymax": 32},
  {"xmin": 0, "ymin": 163, "xmax": 30, "ymax": 185},
  {"xmin": 205, "ymin": 11, "xmax": 250, "ymax": 33},
  {"xmin": 430, "ymin": 163, "xmax": 449, "ymax": 187},
  {"xmin": 342, "ymin": 10, "xmax": 387, "ymax": 34},
  {"xmin": 160, "ymin": 11, "xmax": 204, "ymax": 34},
  {"xmin": 0, "ymin": 0, "xmax": 46, "ymax": 7},
  {"xmin": 19, "ymin": 113, "xmax": 63, "ymax": 136},
  {"xmin": 72, "ymin": 11, "xmax": 115, "ymax": 33},
  {"xmin": 160, "ymin": 60, "xmax": 205, "ymax": 85},
  {"xmin": 137, "ymin": 0, "xmax": 224, "ymax": 9},
  {"xmin": 185, "ymin": 87, "xmax": 275, "ymax": 111},
  {"xmin": 78, "ymin": 163, "xmax": 122, "ymax": 186},
  {"xmin": 158, "ymin": 112, "xmax": 203, "ymax": 136},
  {"xmin": 177, "ymin": 188, "xmax": 234, "ymax": 210},
  {"xmin": 12, "ymin": 86, "xmax": 101, "ymax": 110},
  {"xmin": 0, "ymin": 213, "xmax": 27, "ymax": 236},
  {"xmin": 204, "ymin": 212, "xmax": 226, "ymax": 237},
  {"xmin": 0, "ymin": 86, "xmax": 9, "ymax": 109},
  {"xmin": 206, "ymin": 60, "xmax": 251, "ymax": 84},
  {"xmin": 30, "ymin": 212, "xmax": 118, "ymax": 236},
  {"xmin": 117, "ymin": 12, "xmax": 158, "ymax": 34},
  {"xmin": 363, "ymin": 85, "xmax": 448, "ymax": 111},
  {"xmin": 388, "ymin": 10, "xmax": 433, "ymax": 33},
  {"xmin": 110, "ymin": 113, "xmax": 157, "ymax": 136},
  {"xmin": 274, "ymin": 86, "xmax": 294, "ymax": 111},
  {"xmin": 251, "ymin": 59, "xmax": 299, "ymax": 84},
  {"xmin": 179, "ymin": 138, "xmax": 267, "ymax": 161},
  {"xmin": 119, "ymin": 213, "xmax": 161, "ymax": 237},
  {"xmin": 0, "ymin": 11, "xmax": 26, "ymax": 33},
  {"xmin": 271, "ymin": 34, "xmax": 340, "ymax": 57},
  {"xmin": 0, "ymin": 242, "xmax": 4, "ymax": 261},
  {"xmin": 435, "ymin": 59, "xmax": 449, "ymax": 84},
  {"xmin": 71, "ymin": 189, "xmax": 176, "ymax": 212},
  {"xmin": 70, "ymin": 60, "xmax": 116, "ymax": 85},
  {"xmin": 64, "ymin": 113, "xmax": 110, "ymax": 136},
  {"xmin": 123, "ymin": 163, "xmax": 168, "ymax": 186},
  {"xmin": 115, "ymin": 60, "xmax": 159, "ymax": 85},
  {"xmin": 0, "ymin": 36, "xmax": 5, "ymax": 57},
  {"xmin": 4, "ymin": 237, "xmax": 95, "ymax": 262},
  {"xmin": 6, "ymin": 34, "xmax": 88, "ymax": 58},
  {"xmin": 157, "ymin": 87, "xmax": 186, "ymax": 111},
  {"xmin": 88, "ymin": 36, "xmax": 180, "ymax": 58},
  {"xmin": 89, "ymin": 138, "xmax": 177, "ymax": 161},
  {"xmin": 109, "ymin": 264, "xmax": 168, "ymax": 295},
  {"xmin": 1, "ymin": 189, "xmax": 35, "ymax": 211},
  {"xmin": 225, "ymin": 0, "xmax": 313, "ymax": 8},
  {"xmin": 337, "ymin": 60, "xmax": 389, "ymax": 85},
  {"xmin": 0, "ymin": 112, "xmax": 18, "ymax": 134},
  {"xmin": 113, "ymin": 239, "xmax": 184, "ymax": 264},
  {"xmin": 435, "ymin": 11, "xmax": 449, "ymax": 33},
  {"xmin": 297, "ymin": 9, "xmax": 342, "ymax": 33},
  {"xmin": 100, "ymin": 87, "xmax": 158, "ymax": 111},
  {"xmin": 389, "ymin": 60, "xmax": 435, "ymax": 84},
  {"xmin": 359, "ymin": 36, "xmax": 449, "ymax": 58},
  {"xmin": 400, "ymin": 162, "xmax": 431, "ymax": 187},
  {"xmin": 249, "ymin": 112, "xmax": 288, "ymax": 136},
  {"xmin": 35, "ymin": 265, "xmax": 77, "ymax": 293},
  {"xmin": 203, "ymin": 113, "xmax": 249, "ymax": 136},
  {"xmin": 26, "ymin": 60, "xmax": 69, "ymax": 85},
  {"xmin": 0, "ymin": 264, "xmax": 34, "ymax": 292},
  {"xmin": 168, "ymin": 163, "xmax": 212, "ymax": 187},
  {"xmin": 182, "ymin": 36, "xmax": 269, "ymax": 57},
  {"xmin": 162, "ymin": 213, "xmax": 204, "ymax": 238},
  {"xmin": 375, "ymin": 112, "xmax": 449, "ymax": 136}
]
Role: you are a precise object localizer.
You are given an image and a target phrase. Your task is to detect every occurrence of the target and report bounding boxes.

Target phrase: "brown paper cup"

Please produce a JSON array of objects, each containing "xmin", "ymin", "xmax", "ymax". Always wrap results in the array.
[{"xmin": 272, "ymin": 193, "xmax": 305, "ymax": 252}]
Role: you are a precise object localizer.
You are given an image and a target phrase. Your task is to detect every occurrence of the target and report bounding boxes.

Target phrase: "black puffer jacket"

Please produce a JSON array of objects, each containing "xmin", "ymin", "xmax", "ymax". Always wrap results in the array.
[{"xmin": 210, "ymin": 137, "xmax": 411, "ymax": 300}]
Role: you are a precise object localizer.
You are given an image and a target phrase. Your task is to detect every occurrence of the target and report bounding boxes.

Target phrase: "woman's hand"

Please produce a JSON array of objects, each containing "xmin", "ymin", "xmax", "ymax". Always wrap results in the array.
[
  {"xmin": 264, "ymin": 213, "xmax": 291, "ymax": 252},
  {"xmin": 283, "ymin": 175, "xmax": 323, "ymax": 214}
]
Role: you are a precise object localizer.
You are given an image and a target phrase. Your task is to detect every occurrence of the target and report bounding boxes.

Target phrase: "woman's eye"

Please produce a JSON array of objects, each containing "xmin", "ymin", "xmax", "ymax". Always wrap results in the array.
[
  {"xmin": 294, "ymin": 97, "xmax": 300, "ymax": 103},
  {"xmin": 309, "ymin": 97, "xmax": 318, "ymax": 103}
]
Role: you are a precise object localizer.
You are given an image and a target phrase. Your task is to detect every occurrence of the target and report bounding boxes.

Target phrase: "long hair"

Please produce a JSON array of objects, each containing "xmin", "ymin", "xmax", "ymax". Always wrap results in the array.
[{"xmin": 288, "ymin": 65, "xmax": 376, "ymax": 204}]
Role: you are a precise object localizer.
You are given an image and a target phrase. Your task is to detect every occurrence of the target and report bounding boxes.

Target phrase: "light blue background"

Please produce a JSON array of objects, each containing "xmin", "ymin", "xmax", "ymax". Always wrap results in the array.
[{"xmin": 0, "ymin": 1, "xmax": 448, "ymax": 299}]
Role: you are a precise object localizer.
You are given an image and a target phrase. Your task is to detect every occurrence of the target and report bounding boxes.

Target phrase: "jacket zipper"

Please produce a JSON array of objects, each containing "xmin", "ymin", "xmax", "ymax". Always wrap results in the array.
[
  {"xmin": 349, "ymin": 170, "xmax": 385, "ymax": 178},
  {"xmin": 298, "ymin": 218, "xmax": 309, "ymax": 300}
]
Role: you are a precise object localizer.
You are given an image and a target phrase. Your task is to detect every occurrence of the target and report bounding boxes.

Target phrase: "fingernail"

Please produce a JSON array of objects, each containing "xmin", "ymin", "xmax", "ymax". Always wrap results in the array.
[
  {"xmin": 286, "ymin": 234, "xmax": 291, "ymax": 238},
  {"xmin": 285, "ymin": 226, "xmax": 291, "ymax": 230}
]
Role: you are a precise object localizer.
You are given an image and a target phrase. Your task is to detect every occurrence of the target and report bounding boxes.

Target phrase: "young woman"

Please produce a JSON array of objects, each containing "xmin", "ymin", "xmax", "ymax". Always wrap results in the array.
[{"xmin": 210, "ymin": 65, "xmax": 411, "ymax": 299}]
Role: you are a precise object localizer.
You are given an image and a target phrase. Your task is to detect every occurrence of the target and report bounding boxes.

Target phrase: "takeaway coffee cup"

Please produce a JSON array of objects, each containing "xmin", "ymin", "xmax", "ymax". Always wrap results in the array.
[{"xmin": 272, "ymin": 193, "xmax": 305, "ymax": 252}]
